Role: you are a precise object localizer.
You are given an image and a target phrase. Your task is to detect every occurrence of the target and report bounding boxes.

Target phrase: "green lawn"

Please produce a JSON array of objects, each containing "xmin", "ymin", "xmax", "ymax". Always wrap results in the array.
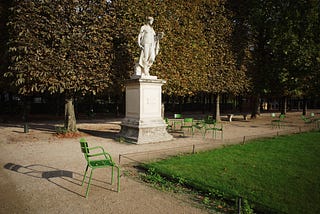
[{"xmin": 145, "ymin": 132, "xmax": 320, "ymax": 213}]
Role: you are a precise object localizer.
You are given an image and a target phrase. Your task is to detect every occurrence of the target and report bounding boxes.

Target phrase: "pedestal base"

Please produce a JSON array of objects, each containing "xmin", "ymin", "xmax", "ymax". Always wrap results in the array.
[
  {"xmin": 119, "ymin": 118, "xmax": 172, "ymax": 144},
  {"xmin": 118, "ymin": 78, "xmax": 172, "ymax": 144}
]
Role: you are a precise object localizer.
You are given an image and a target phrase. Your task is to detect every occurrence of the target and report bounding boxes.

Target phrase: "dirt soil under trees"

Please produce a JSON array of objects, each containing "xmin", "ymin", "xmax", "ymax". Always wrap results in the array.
[{"xmin": 0, "ymin": 111, "xmax": 318, "ymax": 214}]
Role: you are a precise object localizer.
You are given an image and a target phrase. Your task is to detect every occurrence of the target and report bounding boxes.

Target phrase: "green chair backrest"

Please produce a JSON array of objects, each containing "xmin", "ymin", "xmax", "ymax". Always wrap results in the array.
[
  {"xmin": 184, "ymin": 118, "xmax": 193, "ymax": 123},
  {"xmin": 279, "ymin": 114, "xmax": 286, "ymax": 119},
  {"xmin": 165, "ymin": 118, "xmax": 172, "ymax": 128},
  {"xmin": 205, "ymin": 115, "xmax": 215, "ymax": 124},
  {"xmin": 183, "ymin": 118, "xmax": 193, "ymax": 127},
  {"xmin": 301, "ymin": 115, "xmax": 309, "ymax": 122},
  {"xmin": 80, "ymin": 138, "xmax": 90, "ymax": 160},
  {"xmin": 174, "ymin": 114, "xmax": 182, "ymax": 119}
]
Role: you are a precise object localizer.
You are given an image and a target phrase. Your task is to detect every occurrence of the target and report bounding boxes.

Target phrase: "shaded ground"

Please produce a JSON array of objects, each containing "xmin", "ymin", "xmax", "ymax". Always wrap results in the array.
[{"xmin": 0, "ymin": 111, "xmax": 318, "ymax": 213}]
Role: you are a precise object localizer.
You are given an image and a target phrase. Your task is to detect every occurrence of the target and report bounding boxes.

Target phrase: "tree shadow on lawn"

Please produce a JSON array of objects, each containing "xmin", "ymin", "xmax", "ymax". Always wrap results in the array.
[{"xmin": 3, "ymin": 163, "xmax": 117, "ymax": 197}]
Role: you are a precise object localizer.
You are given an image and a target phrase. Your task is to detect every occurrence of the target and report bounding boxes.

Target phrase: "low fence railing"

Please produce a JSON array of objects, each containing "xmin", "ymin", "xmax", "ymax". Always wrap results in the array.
[{"xmin": 119, "ymin": 124, "xmax": 319, "ymax": 166}]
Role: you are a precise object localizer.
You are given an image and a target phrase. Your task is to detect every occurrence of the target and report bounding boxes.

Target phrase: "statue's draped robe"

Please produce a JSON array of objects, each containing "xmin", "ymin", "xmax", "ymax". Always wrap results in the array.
[{"xmin": 138, "ymin": 24, "xmax": 159, "ymax": 76}]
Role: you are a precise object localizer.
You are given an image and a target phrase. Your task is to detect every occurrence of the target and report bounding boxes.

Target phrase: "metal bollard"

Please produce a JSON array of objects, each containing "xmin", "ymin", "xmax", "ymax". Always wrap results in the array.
[{"xmin": 24, "ymin": 123, "xmax": 29, "ymax": 133}]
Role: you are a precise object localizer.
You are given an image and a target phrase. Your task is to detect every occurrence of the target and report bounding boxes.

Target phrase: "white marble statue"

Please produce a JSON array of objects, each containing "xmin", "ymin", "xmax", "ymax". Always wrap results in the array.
[{"xmin": 134, "ymin": 17, "xmax": 164, "ymax": 77}]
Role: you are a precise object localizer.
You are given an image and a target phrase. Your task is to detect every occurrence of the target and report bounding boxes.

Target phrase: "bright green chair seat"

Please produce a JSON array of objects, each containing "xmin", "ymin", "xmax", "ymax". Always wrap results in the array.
[{"xmin": 89, "ymin": 159, "xmax": 113, "ymax": 167}]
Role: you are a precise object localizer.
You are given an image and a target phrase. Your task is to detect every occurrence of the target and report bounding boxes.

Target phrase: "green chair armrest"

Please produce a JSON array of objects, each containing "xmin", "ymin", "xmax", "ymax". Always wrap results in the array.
[
  {"xmin": 89, "ymin": 146, "xmax": 105, "ymax": 152},
  {"xmin": 88, "ymin": 146, "xmax": 113, "ymax": 161}
]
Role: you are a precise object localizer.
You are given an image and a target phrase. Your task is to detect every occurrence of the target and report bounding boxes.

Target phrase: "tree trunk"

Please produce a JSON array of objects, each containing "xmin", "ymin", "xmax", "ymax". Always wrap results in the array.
[
  {"xmin": 171, "ymin": 95, "xmax": 176, "ymax": 113},
  {"xmin": 209, "ymin": 94, "xmax": 213, "ymax": 112},
  {"xmin": 281, "ymin": 96, "xmax": 287, "ymax": 115},
  {"xmin": 55, "ymin": 94, "xmax": 61, "ymax": 116},
  {"xmin": 238, "ymin": 96, "xmax": 243, "ymax": 112},
  {"xmin": 250, "ymin": 95, "xmax": 260, "ymax": 119},
  {"xmin": 215, "ymin": 94, "xmax": 221, "ymax": 122},
  {"xmin": 179, "ymin": 96, "xmax": 183, "ymax": 113},
  {"xmin": 22, "ymin": 96, "xmax": 30, "ymax": 123},
  {"xmin": 64, "ymin": 95, "xmax": 77, "ymax": 132},
  {"xmin": 201, "ymin": 92, "xmax": 205, "ymax": 114},
  {"xmin": 302, "ymin": 97, "xmax": 307, "ymax": 116}
]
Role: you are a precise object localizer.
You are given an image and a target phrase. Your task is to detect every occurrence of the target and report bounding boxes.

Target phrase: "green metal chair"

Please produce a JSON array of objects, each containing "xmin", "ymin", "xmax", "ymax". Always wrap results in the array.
[
  {"xmin": 203, "ymin": 121, "xmax": 223, "ymax": 140},
  {"xmin": 193, "ymin": 120, "xmax": 206, "ymax": 137},
  {"xmin": 173, "ymin": 113, "xmax": 183, "ymax": 130},
  {"xmin": 181, "ymin": 118, "xmax": 194, "ymax": 135},
  {"xmin": 301, "ymin": 115, "xmax": 318, "ymax": 128},
  {"xmin": 207, "ymin": 115, "xmax": 214, "ymax": 121},
  {"xmin": 213, "ymin": 123, "xmax": 224, "ymax": 140},
  {"xmin": 278, "ymin": 114, "xmax": 286, "ymax": 127},
  {"xmin": 165, "ymin": 118, "xmax": 173, "ymax": 131},
  {"xmin": 204, "ymin": 115, "xmax": 215, "ymax": 124},
  {"xmin": 271, "ymin": 113, "xmax": 286, "ymax": 128},
  {"xmin": 301, "ymin": 115, "xmax": 312, "ymax": 124},
  {"xmin": 80, "ymin": 138, "xmax": 120, "ymax": 198}
]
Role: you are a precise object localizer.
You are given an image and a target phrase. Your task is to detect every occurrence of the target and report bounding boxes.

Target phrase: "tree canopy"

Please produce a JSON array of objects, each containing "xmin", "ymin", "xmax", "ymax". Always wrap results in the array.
[
  {"xmin": 246, "ymin": 0, "xmax": 320, "ymax": 99},
  {"xmin": 111, "ymin": 0, "xmax": 249, "ymax": 97},
  {"xmin": 6, "ymin": 0, "xmax": 115, "ymax": 96},
  {"xmin": 0, "ymin": 1, "xmax": 10, "ymax": 91},
  {"xmin": 200, "ymin": 0, "xmax": 249, "ymax": 95},
  {"xmin": 5, "ymin": 0, "xmax": 116, "ymax": 131},
  {"xmin": 1, "ymin": 0, "xmax": 319, "ymax": 123}
]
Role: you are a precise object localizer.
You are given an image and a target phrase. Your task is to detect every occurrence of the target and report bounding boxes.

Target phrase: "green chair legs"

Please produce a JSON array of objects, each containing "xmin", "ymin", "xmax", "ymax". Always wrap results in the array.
[
  {"xmin": 80, "ymin": 138, "xmax": 120, "ymax": 198},
  {"xmin": 81, "ymin": 165, "xmax": 120, "ymax": 198}
]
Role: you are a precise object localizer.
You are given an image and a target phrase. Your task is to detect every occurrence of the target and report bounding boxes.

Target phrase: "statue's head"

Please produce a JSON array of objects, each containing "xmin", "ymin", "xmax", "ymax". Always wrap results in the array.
[{"xmin": 146, "ymin": 16, "xmax": 154, "ymax": 25}]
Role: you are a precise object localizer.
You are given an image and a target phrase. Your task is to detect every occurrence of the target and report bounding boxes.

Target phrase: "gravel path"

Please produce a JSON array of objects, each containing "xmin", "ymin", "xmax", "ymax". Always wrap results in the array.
[{"xmin": 0, "ymin": 111, "xmax": 317, "ymax": 213}]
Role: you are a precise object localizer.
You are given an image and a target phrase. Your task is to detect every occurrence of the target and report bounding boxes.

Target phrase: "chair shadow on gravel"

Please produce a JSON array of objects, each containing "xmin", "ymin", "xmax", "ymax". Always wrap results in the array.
[{"xmin": 4, "ymin": 163, "xmax": 116, "ymax": 197}]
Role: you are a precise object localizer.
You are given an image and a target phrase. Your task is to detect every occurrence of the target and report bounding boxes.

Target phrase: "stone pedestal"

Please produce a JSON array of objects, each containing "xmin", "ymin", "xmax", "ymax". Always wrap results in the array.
[{"xmin": 119, "ymin": 77, "xmax": 172, "ymax": 144}]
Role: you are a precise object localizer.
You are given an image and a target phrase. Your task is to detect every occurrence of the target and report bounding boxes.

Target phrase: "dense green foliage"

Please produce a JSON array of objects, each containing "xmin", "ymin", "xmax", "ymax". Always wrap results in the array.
[
  {"xmin": 112, "ymin": 0, "xmax": 249, "ymax": 97},
  {"xmin": 0, "ymin": 1, "xmax": 10, "ymax": 90},
  {"xmin": 110, "ymin": 0, "xmax": 250, "ymax": 121},
  {"xmin": 4, "ymin": 0, "xmax": 116, "ymax": 130},
  {"xmin": 246, "ymin": 0, "xmax": 320, "ymax": 98},
  {"xmin": 1, "ymin": 0, "xmax": 319, "ymax": 121},
  {"xmin": 145, "ymin": 132, "xmax": 320, "ymax": 213},
  {"xmin": 5, "ymin": 0, "xmax": 114, "ymax": 96},
  {"xmin": 2, "ymin": 0, "xmax": 320, "ymax": 98},
  {"xmin": 200, "ymin": 0, "xmax": 249, "ymax": 95}
]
